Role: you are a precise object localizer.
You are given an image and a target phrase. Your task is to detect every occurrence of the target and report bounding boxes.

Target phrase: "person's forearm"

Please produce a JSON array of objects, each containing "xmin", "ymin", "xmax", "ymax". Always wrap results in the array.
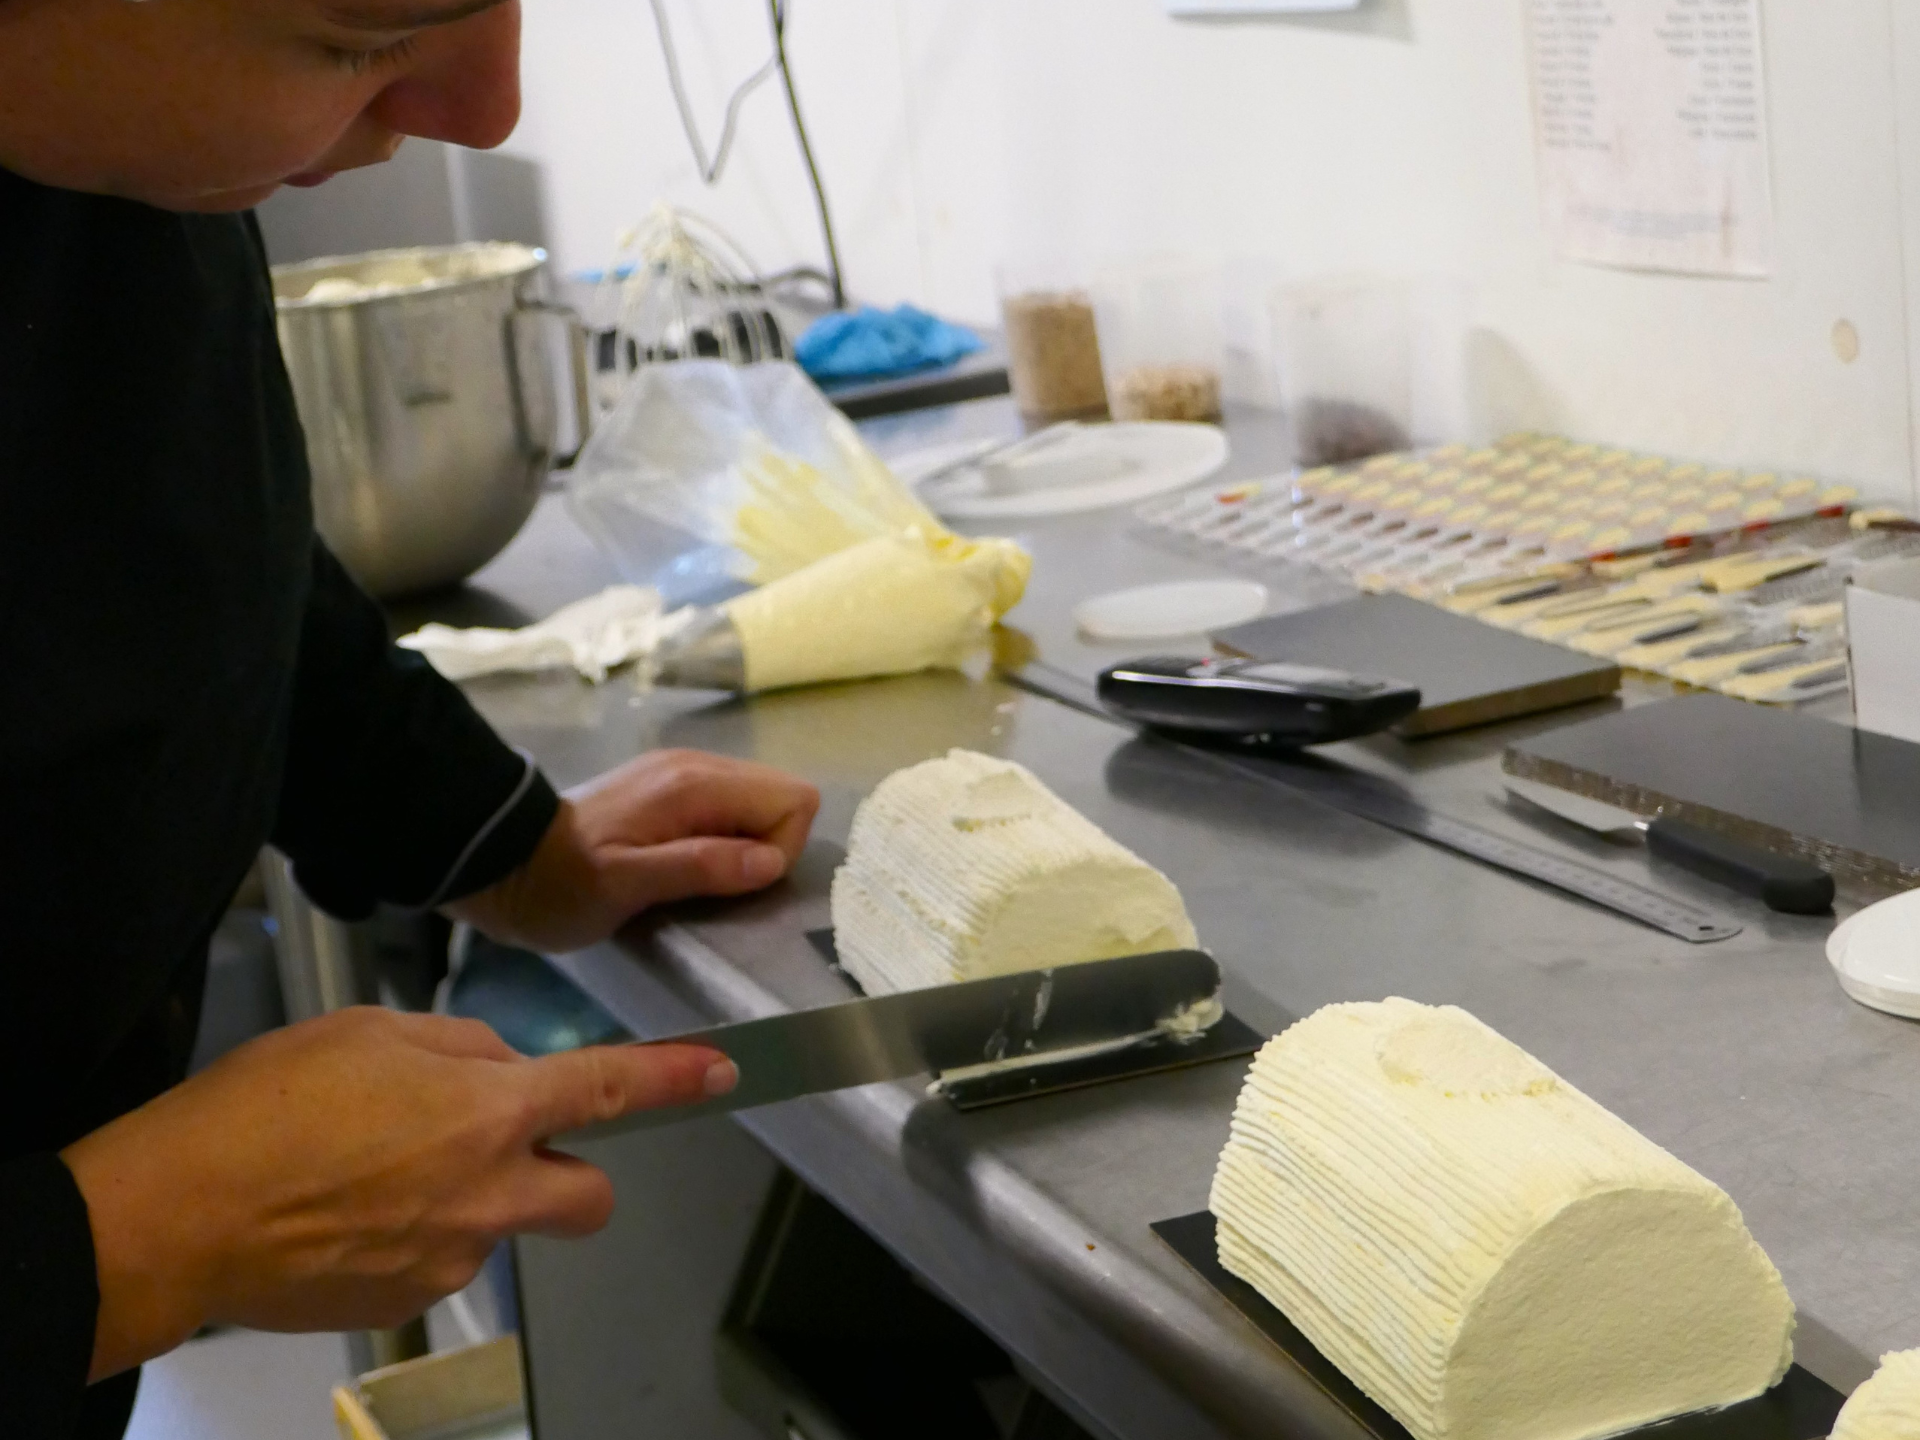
[
  {"xmin": 1, "ymin": 1154, "xmax": 115, "ymax": 1429},
  {"xmin": 272, "ymin": 541, "xmax": 558, "ymax": 921},
  {"xmin": 60, "ymin": 1133, "xmax": 211, "ymax": 1382},
  {"xmin": 440, "ymin": 802, "xmax": 587, "ymax": 951}
]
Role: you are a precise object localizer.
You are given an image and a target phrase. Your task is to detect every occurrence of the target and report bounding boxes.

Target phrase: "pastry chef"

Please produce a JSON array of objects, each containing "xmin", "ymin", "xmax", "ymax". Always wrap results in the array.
[{"xmin": 0, "ymin": 2, "xmax": 820, "ymax": 1434}]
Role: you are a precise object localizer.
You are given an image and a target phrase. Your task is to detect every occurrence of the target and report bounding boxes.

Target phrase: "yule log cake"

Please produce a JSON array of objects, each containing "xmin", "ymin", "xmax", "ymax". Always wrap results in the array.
[
  {"xmin": 1211, "ymin": 998, "xmax": 1794, "ymax": 1440},
  {"xmin": 830, "ymin": 748, "xmax": 1197, "ymax": 995},
  {"xmin": 1832, "ymin": 1350, "xmax": 1920, "ymax": 1440}
]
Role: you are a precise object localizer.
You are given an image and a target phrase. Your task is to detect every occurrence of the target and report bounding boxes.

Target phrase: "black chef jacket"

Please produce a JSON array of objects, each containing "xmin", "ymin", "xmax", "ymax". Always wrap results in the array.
[{"xmin": 0, "ymin": 169, "xmax": 560, "ymax": 1436}]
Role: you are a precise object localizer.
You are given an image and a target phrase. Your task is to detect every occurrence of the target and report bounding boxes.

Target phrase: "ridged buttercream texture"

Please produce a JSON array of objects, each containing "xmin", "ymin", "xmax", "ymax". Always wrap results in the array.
[
  {"xmin": 1211, "ymin": 999, "xmax": 1794, "ymax": 1440},
  {"xmin": 1833, "ymin": 1351, "xmax": 1920, "ymax": 1440},
  {"xmin": 831, "ymin": 749, "xmax": 1197, "ymax": 993}
]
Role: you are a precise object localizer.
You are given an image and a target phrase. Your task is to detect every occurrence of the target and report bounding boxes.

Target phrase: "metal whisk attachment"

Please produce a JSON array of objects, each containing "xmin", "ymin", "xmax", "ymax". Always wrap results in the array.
[{"xmin": 585, "ymin": 206, "xmax": 787, "ymax": 408}]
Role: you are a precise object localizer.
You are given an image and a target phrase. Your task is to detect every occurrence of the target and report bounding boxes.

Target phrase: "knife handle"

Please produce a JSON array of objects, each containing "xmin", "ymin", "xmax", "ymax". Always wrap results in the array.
[{"xmin": 1644, "ymin": 819, "xmax": 1834, "ymax": 915}]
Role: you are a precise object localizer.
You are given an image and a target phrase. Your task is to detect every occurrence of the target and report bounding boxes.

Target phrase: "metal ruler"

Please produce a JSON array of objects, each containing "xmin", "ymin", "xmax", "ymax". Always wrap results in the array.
[{"xmin": 1010, "ymin": 662, "xmax": 1742, "ymax": 945}]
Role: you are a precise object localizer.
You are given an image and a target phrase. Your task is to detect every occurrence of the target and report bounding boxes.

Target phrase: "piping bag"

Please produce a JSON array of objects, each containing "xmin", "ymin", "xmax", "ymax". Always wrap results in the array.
[
  {"xmin": 649, "ymin": 438, "xmax": 1031, "ymax": 692},
  {"xmin": 404, "ymin": 435, "xmax": 1031, "ymax": 692},
  {"xmin": 651, "ymin": 528, "xmax": 1032, "ymax": 692}
]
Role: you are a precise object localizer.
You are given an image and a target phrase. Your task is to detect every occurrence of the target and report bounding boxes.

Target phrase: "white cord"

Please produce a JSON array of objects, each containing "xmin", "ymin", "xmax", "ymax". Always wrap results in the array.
[{"xmin": 647, "ymin": 0, "xmax": 781, "ymax": 186}]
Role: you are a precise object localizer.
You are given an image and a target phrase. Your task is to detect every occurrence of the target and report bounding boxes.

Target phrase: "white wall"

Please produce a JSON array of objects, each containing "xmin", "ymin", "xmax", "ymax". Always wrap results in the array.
[{"xmin": 505, "ymin": 0, "xmax": 1920, "ymax": 506}]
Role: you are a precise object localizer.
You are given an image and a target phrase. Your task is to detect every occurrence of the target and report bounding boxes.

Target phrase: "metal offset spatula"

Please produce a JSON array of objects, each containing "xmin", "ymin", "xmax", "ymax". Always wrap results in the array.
[
  {"xmin": 1503, "ymin": 776, "xmax": 1834, "ymax": 915},
  {"xmin": 564, "ymin": 948, "xmax": 1224, "ymax": 1142}
]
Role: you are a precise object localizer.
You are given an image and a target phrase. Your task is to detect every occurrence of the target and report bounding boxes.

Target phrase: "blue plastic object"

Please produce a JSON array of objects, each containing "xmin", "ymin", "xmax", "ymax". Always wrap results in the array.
[{"xmin": 795, "ymin": 304, "xmax": 983, "ymax": 382}]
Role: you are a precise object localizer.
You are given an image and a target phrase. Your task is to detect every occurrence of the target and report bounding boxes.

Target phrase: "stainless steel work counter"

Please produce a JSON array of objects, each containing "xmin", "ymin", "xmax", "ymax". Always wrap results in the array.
[{"xmin": 445, "ymin": 401, "xmax": 1919, "ymax": 1439}]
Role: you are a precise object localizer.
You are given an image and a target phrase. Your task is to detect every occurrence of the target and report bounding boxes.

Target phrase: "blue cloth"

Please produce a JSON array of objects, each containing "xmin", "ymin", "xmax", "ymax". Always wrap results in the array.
[{"xmin": 795, "ymin": 303, "xmax": 984, "ymax": 382}]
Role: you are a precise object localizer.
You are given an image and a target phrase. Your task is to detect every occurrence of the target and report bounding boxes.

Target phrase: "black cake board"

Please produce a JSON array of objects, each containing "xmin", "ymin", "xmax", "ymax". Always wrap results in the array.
[
  {"xmin": 1506, "ymin": 691, "xmax": 1920, "ymax": 898},
  {"xmin": 1151, "ymin": 1210, "xmax": 1844, "ymax": 1440},
  {"xmin": 1213, "ymin": 593, "xmax": 1620, "ymax": 737},
  {"xmin": 804, "ymin": 929, "xmax": 1261, "ymax": 1111}
]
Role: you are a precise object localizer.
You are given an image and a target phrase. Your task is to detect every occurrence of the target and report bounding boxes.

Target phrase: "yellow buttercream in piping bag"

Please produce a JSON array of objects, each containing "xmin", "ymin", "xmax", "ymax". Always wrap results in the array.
[
  {"xmin": 627, "ymin": 424, "xmax": 1031, "ymax": 693},
  {"xmin": 723, "ymin": 528, "xmax": 1030, "ymax": 692},
  {"xmin": 730, "ymin": 438, "xmax": 945, "ymax": 583}
]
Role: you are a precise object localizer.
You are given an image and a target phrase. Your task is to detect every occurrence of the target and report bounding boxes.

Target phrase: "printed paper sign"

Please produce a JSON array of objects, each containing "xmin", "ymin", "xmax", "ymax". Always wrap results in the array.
[{"xmin": 1525, "ymin": 0, "xmax": 1773, "ymax": 276}]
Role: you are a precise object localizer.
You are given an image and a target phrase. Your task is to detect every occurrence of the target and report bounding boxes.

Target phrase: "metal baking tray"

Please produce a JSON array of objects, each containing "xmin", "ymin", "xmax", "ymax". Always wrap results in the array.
[
  {"xmin": 1152, "ymin": 1210, "xmax": 1844, "ymax": 1440},
  {"xmin": 804, "ymin": 930, "xmax": 1262, "ymax": 1110}
]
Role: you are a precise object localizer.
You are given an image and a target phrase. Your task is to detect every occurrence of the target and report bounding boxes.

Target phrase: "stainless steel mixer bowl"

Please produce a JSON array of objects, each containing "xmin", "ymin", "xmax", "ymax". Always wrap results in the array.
[{"xmin": 273, "ymin": 242, "xmax": 584, "ymax": 598}]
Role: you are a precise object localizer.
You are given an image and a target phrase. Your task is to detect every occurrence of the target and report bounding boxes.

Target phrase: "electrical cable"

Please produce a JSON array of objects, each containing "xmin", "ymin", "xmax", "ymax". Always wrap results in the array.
[
  {"xmin": 646, "ymin": 0, "xmax": 848, "ymax": 310},
  {"xmin": 767, "ymin": 0, "xmax": 846, "ymax": 309},
  {"xmin": 759, "ymin": 263, "xmax": 834, "ymax": 290},
  {"xmin": 647, "ymin": 0, "xmax": 781, "ymax": 185},
  {"xmin": 758, "ymin": 263, "xmax": 839, "ymax": 314}
]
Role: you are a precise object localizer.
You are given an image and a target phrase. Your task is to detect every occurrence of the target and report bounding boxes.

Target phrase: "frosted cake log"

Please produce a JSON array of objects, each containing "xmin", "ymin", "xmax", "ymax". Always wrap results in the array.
[
  {"xmin": 830, "ymin": 748, "xmax": 1198, "ymax": 994},
  {"xmin": 1210, "ymin": 998, "xmax": 1794, "ymax": 1440},
  {"xmin": 1832, "ymin": 1351, "xmax": 1920, "ymax": 1440}
]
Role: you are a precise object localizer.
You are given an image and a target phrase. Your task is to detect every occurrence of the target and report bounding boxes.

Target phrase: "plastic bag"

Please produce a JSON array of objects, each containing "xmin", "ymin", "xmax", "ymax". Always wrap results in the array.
[{"xmin": 566, "ymin": 359, "xmax": 931, "ymax": 606}]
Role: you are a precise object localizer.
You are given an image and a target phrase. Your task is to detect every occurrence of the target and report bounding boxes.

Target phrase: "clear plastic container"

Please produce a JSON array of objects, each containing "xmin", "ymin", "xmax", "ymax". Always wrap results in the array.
[
  {"xmin": 996, "ymin": 259, "xmax": 1110, "ymax": 426},
  {"xmin": 1270, "ymin": 275, "xmax": 1468, "ymax": 467},
  {"xmin": 1090, "ymin": 256, "xmax": 1225, "ymax": 424}
]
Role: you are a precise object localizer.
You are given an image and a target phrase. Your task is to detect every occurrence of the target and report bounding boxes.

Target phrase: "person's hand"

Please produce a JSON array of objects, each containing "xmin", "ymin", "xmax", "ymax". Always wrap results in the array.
[
  {"xmin": 447, "ymin": 749, "xmax": 820, "ymax": 953},
  {"xmin": 61, "ymin": 1007, "xmax": 734, "ymax": 1382}
]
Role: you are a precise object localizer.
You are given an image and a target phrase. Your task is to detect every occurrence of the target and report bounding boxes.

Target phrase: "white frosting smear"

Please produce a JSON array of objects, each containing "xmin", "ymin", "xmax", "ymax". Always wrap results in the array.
[
  {"xmin": 930, "ymin": 993, "xmax": 1226, "ymax": 1092},
  {"xmin": 398, "ymin": 584, "xmax": 686, "ymax": 682},
  {"xmin": 831, "ymin": 749, "xmax": 1199, "ymax": 995},
  {"xmin": 1833, "ymin": 1350, "xmax": 1920, "ymax": 1440},
  {"xmin": 1211, "ymin": 999, "xmax": 1795, "ymax": 1440}
]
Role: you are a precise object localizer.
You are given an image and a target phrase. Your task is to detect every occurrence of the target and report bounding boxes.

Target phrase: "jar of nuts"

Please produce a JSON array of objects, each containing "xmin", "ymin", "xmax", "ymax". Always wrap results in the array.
[
  {"xmin": 997, "ymin": 260, "xmax": 1111, "ymax": 425},
  {"xmin": 1091, "ymin": 256, "xmax": 1225, "ymax": 425}
]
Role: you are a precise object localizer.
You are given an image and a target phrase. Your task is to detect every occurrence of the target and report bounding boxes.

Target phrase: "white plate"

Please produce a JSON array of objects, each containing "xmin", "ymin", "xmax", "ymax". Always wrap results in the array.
[
  {"xmin": 895, "ymin": 422, "xmax": 1230, "ymax": 519},
  {"xmin": 1074, "ymin": 579, "xmax": 1271, "ymax": 641},
  {"xmin": 1827, "ymin": 888, "xmax": 1920, "ymax": 1019}
]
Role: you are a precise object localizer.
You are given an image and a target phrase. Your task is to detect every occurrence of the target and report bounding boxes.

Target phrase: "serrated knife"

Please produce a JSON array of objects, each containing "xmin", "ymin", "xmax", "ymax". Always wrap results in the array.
[{"xmin": 565, "ymin": 948, "xmax": 1224, "ymax": 1141}]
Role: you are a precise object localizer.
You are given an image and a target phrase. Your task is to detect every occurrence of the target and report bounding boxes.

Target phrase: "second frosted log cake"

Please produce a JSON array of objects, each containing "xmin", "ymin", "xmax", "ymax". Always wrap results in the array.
[
  {"xmin": 1831, "ymin": 1349, "xmax": 1920, "ymax": 1440},
  {"xmin": 1211, "ymin": 998, "xmax": 1794, "ymax": 1440}
]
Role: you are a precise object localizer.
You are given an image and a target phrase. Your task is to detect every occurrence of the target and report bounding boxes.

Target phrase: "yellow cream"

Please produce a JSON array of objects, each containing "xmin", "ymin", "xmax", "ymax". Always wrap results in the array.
[
  {"xmin": 1211, "ymin": 999, "xmax": 1794, "ymax": 1440},
  {"xmin": 724, "ymin": 530, "xmax": 1030, "ymax": 693},
  {"xmin": 730, "ymin": 438, "xmax": 947, "ymax": 584},
  {"xmin": 1833, "ymin": 1351, "xmax": 1920, "ymax": 1440}
]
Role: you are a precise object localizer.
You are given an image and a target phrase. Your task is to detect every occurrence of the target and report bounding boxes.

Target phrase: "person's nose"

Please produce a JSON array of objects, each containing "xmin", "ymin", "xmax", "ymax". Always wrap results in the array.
[{"xmin": 368, "ymin": 3, "xmax": 524, "ymax": 151}]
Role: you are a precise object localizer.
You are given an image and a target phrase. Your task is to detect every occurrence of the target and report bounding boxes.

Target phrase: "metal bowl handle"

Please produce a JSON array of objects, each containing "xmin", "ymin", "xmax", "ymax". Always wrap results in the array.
[{"xmin": 505, "ymin": 300, "xmax": 595, "ymax": 470}]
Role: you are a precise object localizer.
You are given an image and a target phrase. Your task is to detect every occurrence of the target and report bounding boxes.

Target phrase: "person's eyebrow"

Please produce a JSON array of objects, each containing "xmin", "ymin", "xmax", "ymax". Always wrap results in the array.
[{"xmin": 321, "ymin": 0, "xmax": 508, "ymax": 31}]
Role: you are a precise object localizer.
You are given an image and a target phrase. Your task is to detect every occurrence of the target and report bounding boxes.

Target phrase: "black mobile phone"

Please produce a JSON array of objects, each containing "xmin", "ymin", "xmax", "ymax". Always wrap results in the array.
[{"xmin": 1096, "ymin": 656, "xmax": 1421, "ymax": 746}]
